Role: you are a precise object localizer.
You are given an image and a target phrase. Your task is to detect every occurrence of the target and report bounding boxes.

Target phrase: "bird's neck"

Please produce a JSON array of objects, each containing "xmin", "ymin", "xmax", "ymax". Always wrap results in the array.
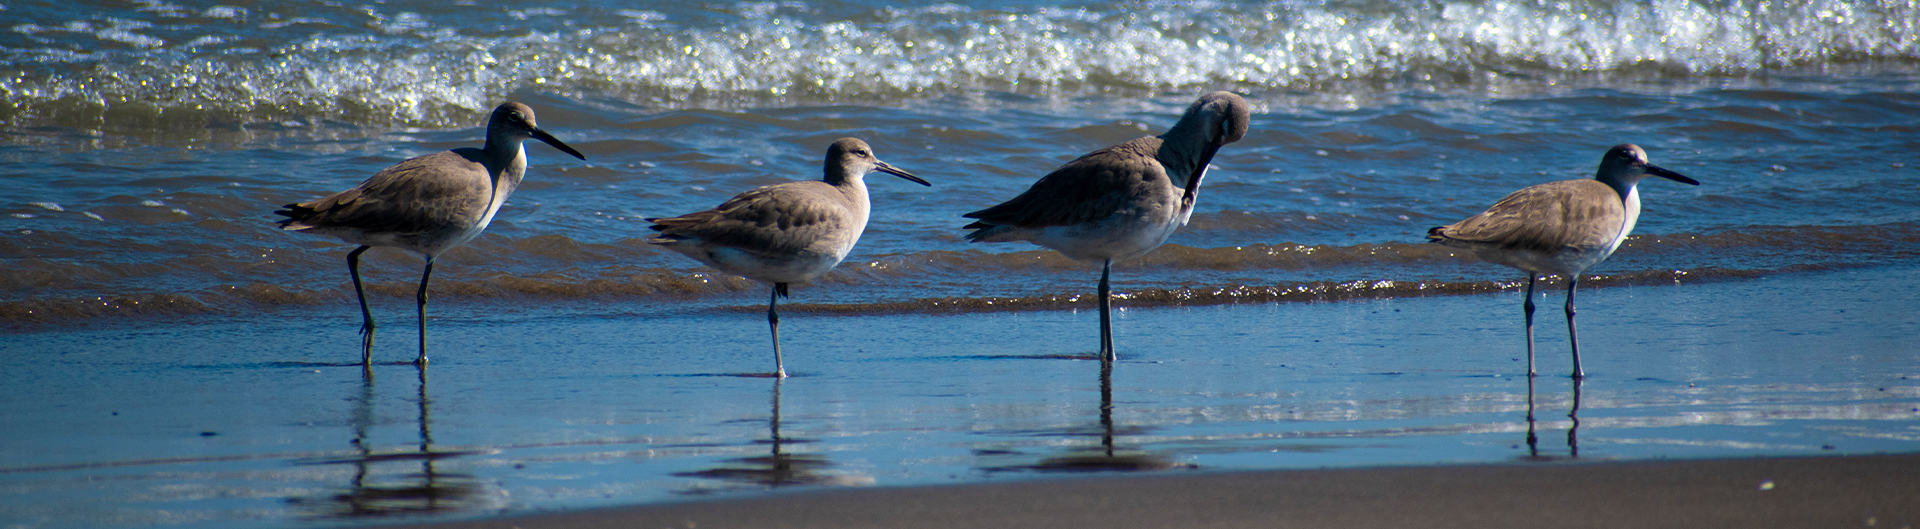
[
  {"xmin": 484, "ymin": 140, "xmax": 528, "ymax": 186},
  {"xmin": 828, "ymin": 173, "xmax": 871, "ymax": 212},
  {"xmin": 840, "ymin": 177, "xmax": 873, "ymax": 229},
  {"xmin": 1155, "ymin": 137, "xmax": 1218, "ymax": 196},
  {"xmin": 823, "ymin": 165, "xmax": 859, "ymax": 186},
  {"xmin": 1596, "ymin": 173, "xmax": 1638, "ymax": 204}
]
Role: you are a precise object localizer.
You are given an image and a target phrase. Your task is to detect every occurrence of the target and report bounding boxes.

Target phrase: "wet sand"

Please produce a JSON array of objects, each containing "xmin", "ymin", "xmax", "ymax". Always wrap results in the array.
[{"xmin": 388, "ymin": 453, "xmax": 1920, "ymax": 529}]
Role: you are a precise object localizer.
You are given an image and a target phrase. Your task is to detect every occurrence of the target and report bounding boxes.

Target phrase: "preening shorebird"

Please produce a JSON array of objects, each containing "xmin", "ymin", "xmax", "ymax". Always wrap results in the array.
[{"xmin": 962, "ymin": 91, "xmax": 1251, "ymax": 363}]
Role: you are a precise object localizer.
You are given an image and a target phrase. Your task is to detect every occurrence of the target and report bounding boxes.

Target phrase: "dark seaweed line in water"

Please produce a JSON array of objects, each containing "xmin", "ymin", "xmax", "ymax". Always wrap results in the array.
[
  {"xmin": 2, "ymin": 223, "xmax": 1912, "ymax": 327},
  {"xmin": 0, "ymin": 261, "xmax": 1846, "ymax": 330},
  {"xmin": 762, "ymin": 265, "xmax": 1798, "ymax": 317}
]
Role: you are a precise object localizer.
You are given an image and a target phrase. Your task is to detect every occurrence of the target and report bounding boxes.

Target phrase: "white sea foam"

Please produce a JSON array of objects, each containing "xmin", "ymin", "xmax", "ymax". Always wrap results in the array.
[
  {"xmin": 0, "ymin": 0, "xmax": 1914, "ymax": 127},
  {"xmin": 201, "ymin": 6, "xmax": 247, "ymax": 21}
]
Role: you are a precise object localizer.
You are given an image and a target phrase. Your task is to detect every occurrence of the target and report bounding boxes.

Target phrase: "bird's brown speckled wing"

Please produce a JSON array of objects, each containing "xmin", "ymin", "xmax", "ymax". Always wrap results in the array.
[
  {"xmin": 648, "ymin": 181, "xmax": 850, "ymax": 257},
  {"xmin": 963, "ymin": 137, "xmax": 1168, "ymax": 229},
  {"xmin": 278, "ymin": 150, "xmax": 492, "ymax": 235},
  {"xmin": 1429, "ymin": 179, "xmax": 1625, "ymax": 253}
]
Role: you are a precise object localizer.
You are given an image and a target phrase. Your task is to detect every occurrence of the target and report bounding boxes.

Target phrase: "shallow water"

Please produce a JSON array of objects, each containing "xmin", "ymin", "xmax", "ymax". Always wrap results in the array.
[
  {"xmin": 4, "ymin": 0, "xmax": 1920, "ymax": 527},
  {"xmin": 3, "ymin": 264, "xmax": 1917, "ymax": 528}
]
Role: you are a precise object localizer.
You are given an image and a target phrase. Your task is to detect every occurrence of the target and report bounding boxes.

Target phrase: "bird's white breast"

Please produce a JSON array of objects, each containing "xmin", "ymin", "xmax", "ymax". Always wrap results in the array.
[{"xmin": 1606, "ymin": 185, "xmax": 1641, "ymax": 256}]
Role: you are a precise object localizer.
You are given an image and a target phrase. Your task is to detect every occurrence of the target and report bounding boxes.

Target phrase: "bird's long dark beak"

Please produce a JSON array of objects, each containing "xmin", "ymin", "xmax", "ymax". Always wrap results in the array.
[
  {"xmin": 1647, "ymin": 164, "xmax": 1698, "ymax": 185},
  {"xmin": 876, "ymin": 161, "xmax": 931, "ymax": 187},
  {"xmin": 531, "ymin": 128, "xmax": 587, "ymax": 160}
]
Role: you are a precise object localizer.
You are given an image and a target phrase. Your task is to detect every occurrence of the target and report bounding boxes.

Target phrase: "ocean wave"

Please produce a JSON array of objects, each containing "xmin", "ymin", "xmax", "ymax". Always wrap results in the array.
[{"xmin": 2, "ymin": 0, "xmax": 1916, "ymax": 130}]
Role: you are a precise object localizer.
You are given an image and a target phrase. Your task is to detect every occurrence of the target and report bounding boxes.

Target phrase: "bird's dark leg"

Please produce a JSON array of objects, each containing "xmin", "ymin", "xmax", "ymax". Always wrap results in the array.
[
  {"xmin": 1523, "ymin": 275, "xmax": 1538, "ymax": 378},
  {"xmin": 348, "ymin": 246, "xmax": 375, "ymax": 367},
  {"xmin": 414, "ymin": 259, "xmax": 434, "ymax": 366},
  {"xmin": 1098, "ymin": 259, "xmax": 1114, "ymax": 364},
  {"xmin": 770, "ymin": 283, "xmax": 789, "ymax": 378},
  {"xmin": 1566, "ymin": 277, "xmax": 1583, "ymax": 380}
]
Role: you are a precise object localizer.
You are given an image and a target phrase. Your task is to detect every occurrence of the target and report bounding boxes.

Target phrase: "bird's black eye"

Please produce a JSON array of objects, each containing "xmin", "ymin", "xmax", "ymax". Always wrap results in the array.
[{"xmin": 855, "ymin": 149, "xmax": 870, "ymax": 157}]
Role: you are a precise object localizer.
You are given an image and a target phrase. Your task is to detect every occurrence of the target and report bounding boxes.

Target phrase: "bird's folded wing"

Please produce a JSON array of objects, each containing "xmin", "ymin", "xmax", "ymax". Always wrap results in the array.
[
  {"xmin": 964, "ymin": 138, "xmax": 1166, "ymax": 229},
  {"xmin": 648, "ymin": 182, "xmax": 847, "ymax": 257},
  {"xmin": 1435, "ymin": 179, "xmax": 1624, "ymax": 253}
]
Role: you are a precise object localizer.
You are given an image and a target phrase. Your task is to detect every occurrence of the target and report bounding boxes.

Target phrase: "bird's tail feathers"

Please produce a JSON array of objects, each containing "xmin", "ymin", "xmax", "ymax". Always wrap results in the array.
[
  {"xmin": 961, "ymin": 222, "xmax": 1018, "ymax": 243},
  {"xmin": 273, "ymin": 203, "xmax": 318, "ymax": 231}
]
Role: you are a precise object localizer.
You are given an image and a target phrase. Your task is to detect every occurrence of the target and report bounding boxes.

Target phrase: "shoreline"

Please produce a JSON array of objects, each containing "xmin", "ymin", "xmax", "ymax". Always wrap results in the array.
[{"xmin": 384, "ymin": 453, "xmax": 1920, "ymax": 529}]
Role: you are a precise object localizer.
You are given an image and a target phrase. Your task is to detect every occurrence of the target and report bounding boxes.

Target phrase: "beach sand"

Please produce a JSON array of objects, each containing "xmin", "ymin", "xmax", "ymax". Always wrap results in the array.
[{"xmin": 386, "ymin": 453, "xmax": 1920, "ymax": 529}]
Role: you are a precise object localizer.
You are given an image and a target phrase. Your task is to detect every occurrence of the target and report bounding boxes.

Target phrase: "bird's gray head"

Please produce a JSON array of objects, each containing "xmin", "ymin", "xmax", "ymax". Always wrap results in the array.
[
  {"xmin": 489, "ymin": 102, "xmax": 586, "ymax": 160},
  {"xmin": 1175, "ymin": 91, "xmax": 1252, "ymax": 147},
  {"xmin": 1596, "ymin": 144, "xmax": 1697, "ymax": 187},
  {"xmin": 825, "ymin": 137, "xmax": 931, "ymax": 187}
]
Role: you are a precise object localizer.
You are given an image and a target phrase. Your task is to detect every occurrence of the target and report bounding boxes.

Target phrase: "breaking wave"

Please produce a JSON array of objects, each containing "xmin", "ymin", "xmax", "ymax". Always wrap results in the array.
[{"xmin": 3, "ymin": 0, "xmax": 1916, "ymax": 130}]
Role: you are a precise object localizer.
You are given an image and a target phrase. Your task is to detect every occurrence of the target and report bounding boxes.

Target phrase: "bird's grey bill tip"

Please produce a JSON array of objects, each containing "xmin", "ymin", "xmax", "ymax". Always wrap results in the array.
[
  {"xmin": 1651, "ymin": 165, "xmax": 1699, "ymax": 186},
  {"xmin": 880, "ymin": 163, "xmax": 931, "ymax": 187},
  {"xmin": 533, "ymin": 129, "xmax": 587, "ymax": 160}
]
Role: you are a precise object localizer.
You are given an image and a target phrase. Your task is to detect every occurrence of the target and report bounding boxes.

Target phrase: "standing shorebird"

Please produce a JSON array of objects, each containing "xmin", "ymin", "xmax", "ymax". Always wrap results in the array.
[
  {"xmin": 961, "ymin": 91, "xmax": 1251, "ymax": 363},
  {"xmin": 275, "ymin": 102, "xmax": 585, "ymax": 367},
  {"xmin": 1427, "ymin": 144, "xmax": 1698, "ymax": 379},
  {"xmin": 645, "ymin": 138, "xmax": 930, "ymax": 378}
]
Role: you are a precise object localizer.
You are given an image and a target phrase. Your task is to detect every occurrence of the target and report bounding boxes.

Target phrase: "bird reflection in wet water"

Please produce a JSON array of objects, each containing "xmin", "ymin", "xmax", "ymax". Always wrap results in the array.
[
  {"xmin": 287, "ymin": 368, "xmax": 488, "ymax": 518},
  {"xmin": 1521, "ymin": 376, "xmax": 1583, "ymax": 461},
  {"xmin": 673, "ymin": 379, "xmax": 872, "ymax": 492},
  {"xmin": 977, "ymin": 361, "xmax": 1193, "ymax": 473}
]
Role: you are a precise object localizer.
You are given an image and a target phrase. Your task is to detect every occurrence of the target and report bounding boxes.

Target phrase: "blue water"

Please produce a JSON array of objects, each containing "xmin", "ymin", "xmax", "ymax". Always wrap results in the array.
[
  {"xmin": 3, "ymin": 265, "xmax": 1917, "ymax": 528},
  {"xmin": 3, "ymin": 0, "xmax": 1920, "ymax": 527}
]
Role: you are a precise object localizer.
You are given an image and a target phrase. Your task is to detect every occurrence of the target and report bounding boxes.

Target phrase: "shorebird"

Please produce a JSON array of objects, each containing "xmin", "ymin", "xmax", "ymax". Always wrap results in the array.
[
  {"xmin": 275, "ymin": 102, "xmax": 585, "ymax": 367},
  {"xmin": 645, "ymin": 138, "xmax": 930, "ymax": 378},
  {"xmin": 961, "ymin": 91, "xmax": 1251, "ymax": 363},
  {"xmin": 1427, "ymin": 144, "xmax": 1698, "ymax": 379}
]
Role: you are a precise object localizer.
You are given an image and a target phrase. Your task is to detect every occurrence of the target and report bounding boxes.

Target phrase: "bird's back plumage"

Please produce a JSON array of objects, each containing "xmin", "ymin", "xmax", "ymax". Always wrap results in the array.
[
  {"xmin": 960, "ymin": 91, "xmax": 1248, "ymax": 264},
  {"xmin": 276, "ymin": 150, "xmax": 498, "ymax": 244},
  {"xmin": 1428, "ymin": 179, "xmax": 1626, "ymax": 253},
  {"xmin": 647, "ymin": 180, "xmax": 861, "ymax": 262},
  {"xmin": 963, "ymin": 137, "xmax": 1169, "ymax": 234},
  {"xmin": 1427, "ymin": 179, "xmax": 1628, "ymax": 276}
]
